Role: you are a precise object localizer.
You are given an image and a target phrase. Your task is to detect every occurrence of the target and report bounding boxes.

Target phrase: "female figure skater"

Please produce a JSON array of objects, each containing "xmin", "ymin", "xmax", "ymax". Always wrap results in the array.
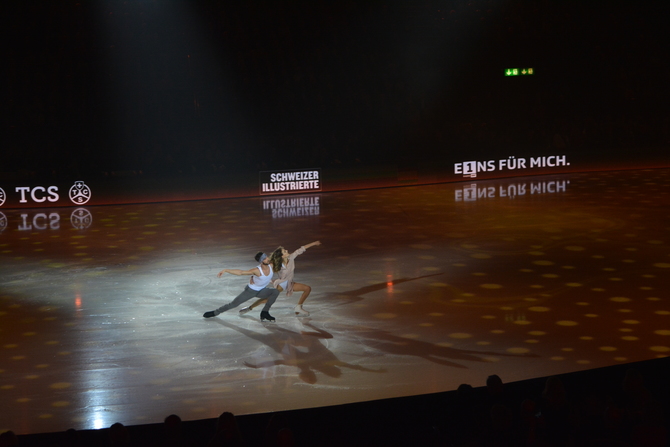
[{"xmin": 239, "ymin": 241, "xmax": 321, "ymax": 317}]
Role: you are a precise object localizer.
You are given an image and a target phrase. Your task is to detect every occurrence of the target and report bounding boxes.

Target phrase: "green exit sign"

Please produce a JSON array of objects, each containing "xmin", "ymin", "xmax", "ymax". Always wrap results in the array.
[{"xmin": 505, "ymin": 68, "xmax": 534, "ymax": 76}]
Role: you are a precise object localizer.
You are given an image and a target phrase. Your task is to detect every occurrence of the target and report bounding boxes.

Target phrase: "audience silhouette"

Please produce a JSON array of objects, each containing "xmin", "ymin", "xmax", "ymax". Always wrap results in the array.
[{"xmin": 3, "ymin": 363, "xmax": 669, "ymax": 446}]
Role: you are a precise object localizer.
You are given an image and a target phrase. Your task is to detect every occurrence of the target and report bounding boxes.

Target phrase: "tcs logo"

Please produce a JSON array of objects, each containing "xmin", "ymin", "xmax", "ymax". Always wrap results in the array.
[{"xmin": 9, "ymin": 181, "xmax": 92, "ymax": 206}]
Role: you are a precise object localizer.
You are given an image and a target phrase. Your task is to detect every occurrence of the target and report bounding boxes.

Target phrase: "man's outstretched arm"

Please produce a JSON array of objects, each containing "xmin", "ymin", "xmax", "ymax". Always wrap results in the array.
[{"xmin": 217, "ymin": 267, "xmax": 260, "ymax": 278}]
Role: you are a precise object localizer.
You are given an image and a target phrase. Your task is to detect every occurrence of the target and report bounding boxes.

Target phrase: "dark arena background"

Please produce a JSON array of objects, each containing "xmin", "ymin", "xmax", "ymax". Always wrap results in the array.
[{"xmin": 2, "ymin": 1, "xmax": 670, "ymax": 446}]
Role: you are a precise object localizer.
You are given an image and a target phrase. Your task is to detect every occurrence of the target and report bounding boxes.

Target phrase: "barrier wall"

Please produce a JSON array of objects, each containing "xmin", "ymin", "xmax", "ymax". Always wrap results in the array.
[{"xmin": 1, "ymin": 145, "xmax": 668, "ymax": 209}]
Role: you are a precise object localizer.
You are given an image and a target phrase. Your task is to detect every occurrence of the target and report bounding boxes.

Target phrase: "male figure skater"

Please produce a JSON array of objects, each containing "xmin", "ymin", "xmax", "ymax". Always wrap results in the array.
[{"xmin": 203, "ymin": 252, "xmax": 279, "ymax": 322}]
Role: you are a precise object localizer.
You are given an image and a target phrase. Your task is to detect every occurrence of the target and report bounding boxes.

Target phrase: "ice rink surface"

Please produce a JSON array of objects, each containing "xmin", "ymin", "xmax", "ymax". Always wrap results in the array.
[{"xmin": 1, "ymin": 169, "xmax": 669, "ymax": 435}]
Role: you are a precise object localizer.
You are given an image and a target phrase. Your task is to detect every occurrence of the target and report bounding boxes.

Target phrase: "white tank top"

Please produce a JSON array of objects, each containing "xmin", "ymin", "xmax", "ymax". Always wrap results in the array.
[{"xmin": 249, "ymin": 263, "xmax": 273, "ymax": 291}]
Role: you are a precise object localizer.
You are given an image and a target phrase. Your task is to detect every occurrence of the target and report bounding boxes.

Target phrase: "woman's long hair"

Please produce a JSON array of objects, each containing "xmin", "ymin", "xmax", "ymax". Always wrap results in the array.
[{"xmin": 270, "ymin": 246, "xmax": 284, "ymax": 272}]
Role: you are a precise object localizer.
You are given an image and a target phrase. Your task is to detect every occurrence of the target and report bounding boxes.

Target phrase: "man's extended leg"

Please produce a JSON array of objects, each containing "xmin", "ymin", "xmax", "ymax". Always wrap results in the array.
[{"xmin": 204, "ymin": 286, "xmax": 257, "ymax": 318}]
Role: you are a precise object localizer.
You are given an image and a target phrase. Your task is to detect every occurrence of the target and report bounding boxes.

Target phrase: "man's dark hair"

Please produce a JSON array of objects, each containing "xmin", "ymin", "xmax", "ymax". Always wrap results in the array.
[{"xmin": 254, "ymin": 252, "xmax": 265, "ymax": 262}]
